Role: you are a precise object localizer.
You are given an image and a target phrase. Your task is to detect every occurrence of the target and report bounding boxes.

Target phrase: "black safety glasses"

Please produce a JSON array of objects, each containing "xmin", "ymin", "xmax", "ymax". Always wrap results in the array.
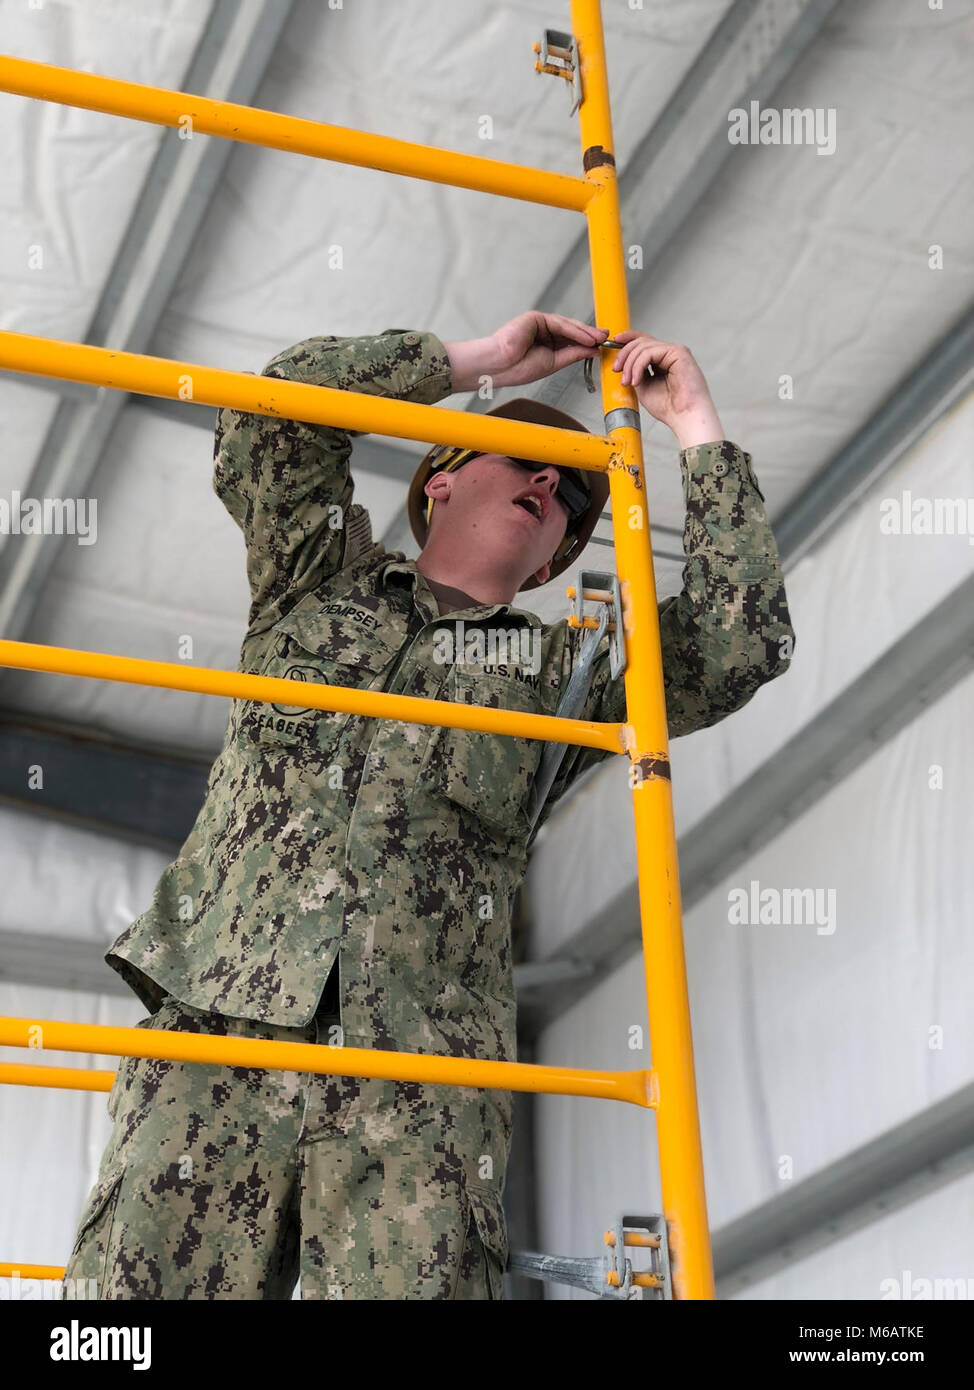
[
  {"xmin": 428, "ymin": 446, "xmax": 591, "ymax": 527},
  {"xmin": 506, "ymin": 456, "xmax": 591, "ymax": 527}
]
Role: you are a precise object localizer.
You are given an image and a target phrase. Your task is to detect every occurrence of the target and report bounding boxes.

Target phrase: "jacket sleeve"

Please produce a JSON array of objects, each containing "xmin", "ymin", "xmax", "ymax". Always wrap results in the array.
[
  {"xmin": 532, "ymin": 440, "xmax": 796, "ymax": 831},
  {"xmin": 212, "ymin": 329, "xmax": 454, "ymax": 630}
]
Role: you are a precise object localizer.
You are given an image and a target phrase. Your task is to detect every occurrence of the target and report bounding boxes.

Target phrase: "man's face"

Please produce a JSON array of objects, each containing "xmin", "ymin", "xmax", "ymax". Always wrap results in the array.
[{"xmin": 423, "ymin": 453, "xmax": 571, "ymax": 587}]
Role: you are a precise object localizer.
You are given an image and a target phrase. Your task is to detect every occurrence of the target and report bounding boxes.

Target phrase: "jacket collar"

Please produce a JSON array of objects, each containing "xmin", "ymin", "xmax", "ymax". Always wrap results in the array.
[{"xmin": 380, "ymin": 558, "xmax": 543, "ymax": 628}]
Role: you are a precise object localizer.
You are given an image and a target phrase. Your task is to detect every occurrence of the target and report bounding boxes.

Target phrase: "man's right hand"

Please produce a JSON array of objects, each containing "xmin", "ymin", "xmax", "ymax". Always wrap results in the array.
[{"xmin": 444, "ymin": 312, "xmax": 608, "ymax": 393}]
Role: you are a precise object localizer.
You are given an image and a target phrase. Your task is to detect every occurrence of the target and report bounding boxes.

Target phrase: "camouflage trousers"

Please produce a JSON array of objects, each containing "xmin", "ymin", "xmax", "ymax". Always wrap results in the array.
[{"xmin": 61, "ymin": 985, "xmax": 511, "ymax": 1300}]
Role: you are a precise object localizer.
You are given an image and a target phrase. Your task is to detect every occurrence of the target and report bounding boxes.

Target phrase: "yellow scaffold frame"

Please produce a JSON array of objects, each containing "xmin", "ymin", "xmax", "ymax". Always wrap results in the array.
[{"xmin": 0, "ymin": 0, "xmax": 714, "ymax": 1299}]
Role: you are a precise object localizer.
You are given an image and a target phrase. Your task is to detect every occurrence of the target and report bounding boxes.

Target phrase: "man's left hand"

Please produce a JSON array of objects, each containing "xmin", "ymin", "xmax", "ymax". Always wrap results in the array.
[{"xmin": 608, "ymin": 331, "xmax": 725, "ymax": 449}]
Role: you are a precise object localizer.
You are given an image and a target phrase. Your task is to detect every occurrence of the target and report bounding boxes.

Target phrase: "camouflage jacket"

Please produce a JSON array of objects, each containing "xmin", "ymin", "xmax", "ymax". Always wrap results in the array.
[{"xmin": 106, "ymin": 329, "xmax": 795, "ymax": 1064}]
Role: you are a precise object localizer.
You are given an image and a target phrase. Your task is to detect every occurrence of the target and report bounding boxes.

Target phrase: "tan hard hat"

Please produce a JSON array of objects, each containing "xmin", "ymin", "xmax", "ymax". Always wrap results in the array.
[{"xmin": 407, "ymin": 398, "xmax": 609, "ymax": 592}]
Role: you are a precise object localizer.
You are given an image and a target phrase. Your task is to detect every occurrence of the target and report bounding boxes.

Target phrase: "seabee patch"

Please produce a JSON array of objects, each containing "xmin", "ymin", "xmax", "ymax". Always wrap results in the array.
[{"xmin": 271, "ymin": 663, "xmax": 319, "ymax": 716}]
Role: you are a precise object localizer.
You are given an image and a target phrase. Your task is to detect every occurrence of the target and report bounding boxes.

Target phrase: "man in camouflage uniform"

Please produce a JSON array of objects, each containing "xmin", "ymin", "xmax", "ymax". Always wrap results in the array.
[{"xmin": 62, "ymin": 312, "xmax": 795, "ymax": 1300}]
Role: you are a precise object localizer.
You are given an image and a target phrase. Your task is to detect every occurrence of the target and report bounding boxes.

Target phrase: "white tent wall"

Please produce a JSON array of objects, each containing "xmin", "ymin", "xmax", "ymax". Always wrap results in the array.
[
  {"xmin": 527, "ymin": 388, "xmax": 974, "ymax": 962},
  {"xmin": 739, "ymin": 1170, "xmax": 974, "ymax": 1302},
  {"xmin": 528, "ymin": 392, "xmax": 974, "ymax": 1298},
  {"xmin": 0, "ymin": 806, "xmax": 168, "ymax": 1275},
  {"xmin": 0, "ymin": 981, "xmax": 146, "ymax": 1281},
  {"xmin": 0, "ymin": 804, "xmax": 168, "ymax": 949}
]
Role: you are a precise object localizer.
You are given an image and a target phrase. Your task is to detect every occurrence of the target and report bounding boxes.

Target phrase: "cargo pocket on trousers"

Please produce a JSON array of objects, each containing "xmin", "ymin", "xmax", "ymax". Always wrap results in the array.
[
  {"xmin": 465, "ymin": 1181, "xmax": 509, "ymax": 1301},
  {"xmin": 65, "ymin": 1162, "xmax": 125, "ymax": 1293}
]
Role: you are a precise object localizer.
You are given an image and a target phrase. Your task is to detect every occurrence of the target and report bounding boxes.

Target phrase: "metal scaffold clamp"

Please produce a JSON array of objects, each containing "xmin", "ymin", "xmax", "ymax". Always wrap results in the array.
[
  {"xmin": 508, "ymin": 1213, "xmax": 672, "ymax": 1300},
  {"xmin": 527, "ymin": 571, "xmax": 626, "ymax": 831},
  {"xmin": 567, "ymin": 570, "xmax": 626, "ymax": 680},
  {"xmin": 605, "ymin": 1215, "xmax": 672, "ymax": 1301},
  {"xmin": 532, "ymin": 29, "xmax": 582, "ymax": 116}
]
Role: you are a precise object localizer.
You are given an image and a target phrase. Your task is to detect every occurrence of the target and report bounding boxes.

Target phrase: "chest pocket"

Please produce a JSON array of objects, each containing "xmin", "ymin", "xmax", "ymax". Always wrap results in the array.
[
  {"xmin": 239, "ymin": 598, "xmax": 403, "ymax": 755},
  {"xmin": 423, "ymin": 667, "xmax": 546, "ymax": 839}
]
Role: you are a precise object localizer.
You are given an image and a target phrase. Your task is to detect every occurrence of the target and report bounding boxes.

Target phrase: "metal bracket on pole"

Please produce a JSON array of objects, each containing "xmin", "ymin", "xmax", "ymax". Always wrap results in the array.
[
  {"xmin": 526, "ymin": 570, "xmax": 625, "ymax": 831},
  {"xmin": 570, "ymin": 570, "xmax": 626, "ymax": 680},
  {"xmin": 606, "ymin": 1214, "xmax": 672, "ymax": 1301},
  {"xmin": 508, "ymin": 1213, "xmax": 671, "ymax": 1300},
  {"xmin": 532, "ymin": 29, "xmax": 582, "ymax": 116}
]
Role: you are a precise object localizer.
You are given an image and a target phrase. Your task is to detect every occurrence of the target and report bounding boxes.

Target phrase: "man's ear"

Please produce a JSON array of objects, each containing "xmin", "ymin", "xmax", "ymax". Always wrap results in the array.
[
  {"xmin": 531, "ymin": 558, "xmax": 552, "ymax": 586},
  {"xmin": 424, "ymin": 471, "xmax": 453, "ymax": 503}
]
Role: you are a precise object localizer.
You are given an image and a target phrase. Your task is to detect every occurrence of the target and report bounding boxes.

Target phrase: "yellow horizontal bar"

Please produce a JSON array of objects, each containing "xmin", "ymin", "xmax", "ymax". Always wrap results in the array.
[
  {"xmin": 606, "ymin": 1270, "xmax": 662, "ymax": 1289},
  {"xmin": 0, "ymin": 1061, "xmax": 114, "ymax": 1095},
  {"xmin": 0, "ymin": 55, "xmax": 590, "ymax": 212},
  {"xmin": 568, "ymin": 616, "xmax": 615, "ymax": 630},
  {"xmin": 0, "ymin": 1063, "xmax": 115, "ymax": 1092},
  {"xmin": 604, "ymin": 1230, "xmax": 661, "ymax": 1249},
  {"xmin": 0, "ymin": 1262, "xmax": 65, "ymax": 1281},
  {"xmin": 566, "ymin": 587, "xmax": 615, "ymax": 602},
  {"xmin": 0, "ymin": 640, "xmax": 623, "ymax": 752},
  {"xmin": 0, "ymin": 330, "xmax": 614, "ymax": 473},
  {"xmin": 0, "ymin": 1017, "xmax": 657, "ymax": 1109}
]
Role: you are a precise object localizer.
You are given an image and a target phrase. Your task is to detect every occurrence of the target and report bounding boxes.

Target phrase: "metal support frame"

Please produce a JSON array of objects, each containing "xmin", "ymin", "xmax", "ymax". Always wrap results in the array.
[
  {"xmin": 570, "ymin": 570, "xmax": 626, "ymax": 678},
  {"xmin": 569, "ymin": 0, "xmax": 712, "ymax": 1297},
  {"xmin": 533, "ymin": 29, "xmax": 582, "ymax": 117},
  {"xmin": 0, "ymin": 1, "xmax": 714, "ymax": 1298},
  {"xmin": 0, "ymin": 711, "xmax": 210, "ymax": 851}
]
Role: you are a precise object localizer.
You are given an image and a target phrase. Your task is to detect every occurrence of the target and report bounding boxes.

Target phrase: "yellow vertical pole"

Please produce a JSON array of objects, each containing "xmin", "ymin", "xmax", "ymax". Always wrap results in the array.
[{"xmin": 570, "ymin": 0, "xmax": 715, "ymax": 1299}]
